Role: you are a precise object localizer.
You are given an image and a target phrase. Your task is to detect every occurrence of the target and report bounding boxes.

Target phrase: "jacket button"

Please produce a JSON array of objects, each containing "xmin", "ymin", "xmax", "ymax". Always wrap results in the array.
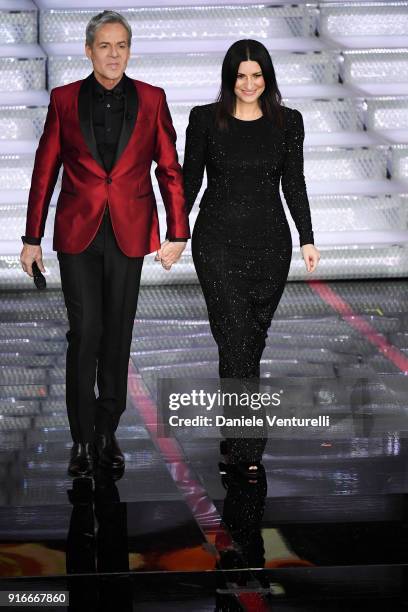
[{"xmin": 106, "ymin": 177, "xmax": 112, "ymax": 184}]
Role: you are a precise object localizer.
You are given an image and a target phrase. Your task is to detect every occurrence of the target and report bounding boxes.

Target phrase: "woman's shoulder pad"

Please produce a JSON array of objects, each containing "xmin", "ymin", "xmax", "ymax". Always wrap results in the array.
[
  {"xmin": 282, "ymin": 106, "xmax": 302, "ymax": 120},
  {"xmin": 190, "ymin": 103, "xmax": 217, "ymax": 116}
]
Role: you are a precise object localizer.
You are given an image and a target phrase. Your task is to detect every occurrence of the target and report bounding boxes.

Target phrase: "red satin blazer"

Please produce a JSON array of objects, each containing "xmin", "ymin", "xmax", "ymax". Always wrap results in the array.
[{"xmin": 24, "ymin": 72, "xmax": 190, "ymax": 256}]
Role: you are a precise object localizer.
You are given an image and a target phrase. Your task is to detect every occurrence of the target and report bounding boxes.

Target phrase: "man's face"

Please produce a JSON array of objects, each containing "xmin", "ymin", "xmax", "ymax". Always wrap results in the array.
[{"xmin": 85, "ymin": 22, "xmax": 130, "ymax": 83}]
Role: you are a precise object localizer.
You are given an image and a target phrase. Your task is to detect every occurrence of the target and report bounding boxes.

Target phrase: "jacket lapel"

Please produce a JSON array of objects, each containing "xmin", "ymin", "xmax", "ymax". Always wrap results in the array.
[
  {"xmin": 78, "ymin": 73, "xmax": 105, "ymax": 171},
  {"xmin": 78, "ymin": 72, "xmax": 138, "ymax": 172},
  {"xmin": 112, "ymin": 73, "xmax": 138, "ymax": 168}
]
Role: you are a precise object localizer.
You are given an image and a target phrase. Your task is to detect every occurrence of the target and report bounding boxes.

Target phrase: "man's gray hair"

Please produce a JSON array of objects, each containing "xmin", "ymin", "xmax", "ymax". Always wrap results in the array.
[{"xmin": 85, "ymin": 10, "xmax": 132, "ymax": 47}]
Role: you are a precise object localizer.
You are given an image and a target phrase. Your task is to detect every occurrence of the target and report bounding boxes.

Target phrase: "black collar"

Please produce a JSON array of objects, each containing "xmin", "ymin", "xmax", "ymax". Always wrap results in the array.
[{"xmin": 92, "ymin": 72, "xmax": 125, "ymax": 101}]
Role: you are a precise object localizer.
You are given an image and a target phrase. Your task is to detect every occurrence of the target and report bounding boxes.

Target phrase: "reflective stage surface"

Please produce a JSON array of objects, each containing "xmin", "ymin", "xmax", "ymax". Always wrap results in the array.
[{"xmin": 0, "ymin": 279, "xmax": 408, "ymax": 610}]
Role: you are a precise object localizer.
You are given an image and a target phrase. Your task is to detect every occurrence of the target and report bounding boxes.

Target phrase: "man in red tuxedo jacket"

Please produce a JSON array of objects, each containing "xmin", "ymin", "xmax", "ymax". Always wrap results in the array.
[{"xmin": 20, "ymin": 10, "xmax": 190, "ymax": 477}]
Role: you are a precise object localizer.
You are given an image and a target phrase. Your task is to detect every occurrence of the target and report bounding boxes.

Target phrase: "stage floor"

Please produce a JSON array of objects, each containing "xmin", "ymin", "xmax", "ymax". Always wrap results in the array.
[{"xmin": 0, "ymin": 279, "xmax": 407, "ymax": 610}]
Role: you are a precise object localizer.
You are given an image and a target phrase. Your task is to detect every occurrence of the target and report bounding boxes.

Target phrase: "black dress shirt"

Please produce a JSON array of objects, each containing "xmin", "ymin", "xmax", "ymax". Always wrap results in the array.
[
  {"xmin": 22, "ymin": 73, "xmax": 187, "ymax": 245},
  {"xmin": 91, "ymin": 71, "xmax": 125, "ymax": 174}
]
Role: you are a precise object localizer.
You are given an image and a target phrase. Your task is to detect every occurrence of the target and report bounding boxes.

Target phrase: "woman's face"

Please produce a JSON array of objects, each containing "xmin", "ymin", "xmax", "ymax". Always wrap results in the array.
[{"xmin": 234, "ymin": 60, "xmax": 265, "ymax": 104}]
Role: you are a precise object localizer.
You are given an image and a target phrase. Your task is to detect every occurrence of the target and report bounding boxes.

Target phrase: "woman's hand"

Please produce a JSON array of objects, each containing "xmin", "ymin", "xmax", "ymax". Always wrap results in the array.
[{"xmin": 301, "ymin": 244, "xmax": 320, "ymax": 273}]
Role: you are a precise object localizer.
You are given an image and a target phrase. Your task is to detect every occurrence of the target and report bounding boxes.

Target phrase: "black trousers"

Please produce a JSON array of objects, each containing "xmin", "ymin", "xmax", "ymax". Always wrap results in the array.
[
  {"xmin": 192, "ymin": 211, "xmax": 292, "ymax": 463},
  {"xmin": 57, "ymin": 208, "xmax": 144, "ymax": 443},
  {"xmin": 192, "ymin": 211, "xmax": 292, "ymax": 379}
]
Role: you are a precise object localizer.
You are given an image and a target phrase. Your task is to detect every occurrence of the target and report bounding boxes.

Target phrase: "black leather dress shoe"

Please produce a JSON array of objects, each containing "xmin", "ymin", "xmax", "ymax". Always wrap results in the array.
[
  {"xmin": 95, "ymin": 433, "xmax": 125, "ymax": 470},
  {"xmin": 67, "ymin": 442, "xmax": 96, "ymax": 477}
]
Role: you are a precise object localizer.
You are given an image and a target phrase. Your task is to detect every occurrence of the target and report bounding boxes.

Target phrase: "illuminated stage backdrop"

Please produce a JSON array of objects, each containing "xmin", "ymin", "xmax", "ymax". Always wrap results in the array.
[{"xmin": 0, "ymin": 0, "xmax": 407, "ymax": 287}]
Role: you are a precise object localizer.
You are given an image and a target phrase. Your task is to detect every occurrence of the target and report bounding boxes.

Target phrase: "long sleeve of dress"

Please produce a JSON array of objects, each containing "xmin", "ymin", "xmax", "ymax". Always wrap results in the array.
[
  {"xmin": 182, "ymin": 106, "xmax": 207, "ymax": 215},
  {"xmin": 281, "ymin": 109, "xmax": 314, "ymax": 247}
]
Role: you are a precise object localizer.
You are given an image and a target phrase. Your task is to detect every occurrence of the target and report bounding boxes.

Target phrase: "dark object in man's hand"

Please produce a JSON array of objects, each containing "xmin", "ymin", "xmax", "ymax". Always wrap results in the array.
[{"xmin": 32, "ymin": 261, "xmax": 46, "ymax": 290}]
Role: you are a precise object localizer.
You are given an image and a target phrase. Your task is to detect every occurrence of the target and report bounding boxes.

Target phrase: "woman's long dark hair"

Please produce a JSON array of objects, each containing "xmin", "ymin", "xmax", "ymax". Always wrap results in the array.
[{"xmin": 215, "ymin": 39, "xmax": 284, "ymax": 131}]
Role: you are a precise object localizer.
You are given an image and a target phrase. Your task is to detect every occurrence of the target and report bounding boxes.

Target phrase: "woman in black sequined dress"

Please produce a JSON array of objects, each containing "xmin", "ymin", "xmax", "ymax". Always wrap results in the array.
[{"xmin": 182, "ymin": 40, "xmax": 320, "ymax": 469}]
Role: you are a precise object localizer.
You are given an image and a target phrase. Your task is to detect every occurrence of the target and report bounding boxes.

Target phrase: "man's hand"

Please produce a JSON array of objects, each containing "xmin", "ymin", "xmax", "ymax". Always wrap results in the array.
[
  {"xmin": 20, "ymin": 244, "xmax": 45, "ymax": 277},
  {"xmin": 155, "ymin": 240, "xmax": 187, "ymax": 271},
  {"xmin": 301, "ymin": 244, "xmax": 320, "ymax": 273}
]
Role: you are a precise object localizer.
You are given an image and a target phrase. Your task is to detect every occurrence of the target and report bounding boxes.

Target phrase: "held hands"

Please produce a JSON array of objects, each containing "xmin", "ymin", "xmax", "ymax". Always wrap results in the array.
[
  {"xmin": 301, "ymin": 244, "xmax": 320, "ymax": 273},
  {"xmin": 20, "ymin": 244, "xmax": 45, "ymax": 277},
  {"xmin": 155, "ymin": 239, "xmax": 187, "ymax": 271}
]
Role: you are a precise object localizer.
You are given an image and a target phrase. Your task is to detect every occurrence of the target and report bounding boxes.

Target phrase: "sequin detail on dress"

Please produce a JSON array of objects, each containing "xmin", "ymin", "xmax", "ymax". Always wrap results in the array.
[
  {"xmin": 183, "ymin": 103, "xmax": 314, "ymax": 248},
  {"xmin": 182, "ymin": 103, "xmax": 314, "ymax": 378}
]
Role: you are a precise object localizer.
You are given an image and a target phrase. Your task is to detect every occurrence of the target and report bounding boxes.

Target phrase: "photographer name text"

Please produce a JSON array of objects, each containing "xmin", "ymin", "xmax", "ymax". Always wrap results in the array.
[{"xmin": 167, "ymin": 415, "xmax": 330, "ymax": 427}]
